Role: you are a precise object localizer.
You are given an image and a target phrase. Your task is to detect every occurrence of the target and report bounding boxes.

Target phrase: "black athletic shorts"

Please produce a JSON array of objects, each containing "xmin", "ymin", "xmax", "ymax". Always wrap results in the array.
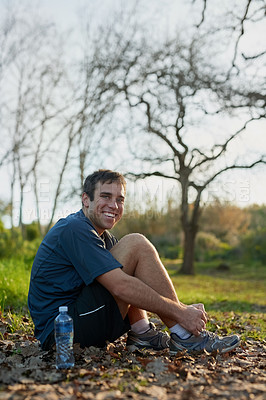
[{"xmin": 42, "ymin": 280, "xmax": 130, "ymax": 350}]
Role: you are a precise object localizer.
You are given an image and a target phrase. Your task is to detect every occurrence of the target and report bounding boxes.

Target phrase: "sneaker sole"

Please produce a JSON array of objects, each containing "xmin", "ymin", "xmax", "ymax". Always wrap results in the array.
[
  {"xmin": 127, "ymin": 336, "xmax": 169, "ymax": 351},
  {"xmin": 169, "ymin": 338, "xmax": 240, "ymax": 355},
  {"xmin": 127, "ymin": 343, "xmax": 166, "ymax": 351}
]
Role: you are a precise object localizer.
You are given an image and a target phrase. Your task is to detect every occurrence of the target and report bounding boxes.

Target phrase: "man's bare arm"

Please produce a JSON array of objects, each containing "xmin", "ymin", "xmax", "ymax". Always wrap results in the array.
[{"xmin": 96, "ymin": 268, "xmax": 207, "ymax": 336}]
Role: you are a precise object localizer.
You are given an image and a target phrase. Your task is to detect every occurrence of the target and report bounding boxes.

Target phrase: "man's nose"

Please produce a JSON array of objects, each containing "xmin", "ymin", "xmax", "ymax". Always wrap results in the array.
[{"xmin": 109, "ymin": 199, "xmax": 118, "ymax": 209}]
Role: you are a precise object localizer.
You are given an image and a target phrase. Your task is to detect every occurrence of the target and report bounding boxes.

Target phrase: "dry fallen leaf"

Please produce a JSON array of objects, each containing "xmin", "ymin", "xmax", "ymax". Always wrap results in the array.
[{"xmin": 0, "ymin": 315, "xmax": 265, "ymax": 400}]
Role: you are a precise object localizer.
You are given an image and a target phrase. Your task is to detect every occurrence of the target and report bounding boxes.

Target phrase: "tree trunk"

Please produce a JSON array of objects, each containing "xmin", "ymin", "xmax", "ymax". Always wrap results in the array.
[
  {"xmin": 18, "ymin": 186, "xmax": 26, "ymax": 239},
  {"xmin": 180, "ymin": 225, "xmax": 197, "ymax": 275},
  {"xmin": 33, "ymin": 169, "xmax": 43, "ymax": 237},
  {"xmin": 45, "ymin": 132, "xmax": 74, "ymax": 234}
]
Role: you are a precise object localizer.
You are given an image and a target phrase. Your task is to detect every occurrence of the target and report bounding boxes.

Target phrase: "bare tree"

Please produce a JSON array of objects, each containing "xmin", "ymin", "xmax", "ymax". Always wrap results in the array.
[
  {"xmin": 38, "ymin": 7, "xmax": 140, "ymax": 231},
  {"xmin": 1, "ymin": 0, "xmax": 264, "ymax": 256},
  {"xmin": 1, "ymin": 3, "xmax": 136, "ymax": 233},
  {"xmin": 0, "ymin": 4, "xmax": 72, "ymax": 234},
  {"xmin": 64, "ymin": 6, "xmax": 146, "ymax": 198},
  {"xmin": 114, "ymin": 17, "xmax": 265, "ymax": 274},
  {"xmin": 192, "ymin": 0, "xmax": 266, "ymax": 66}
]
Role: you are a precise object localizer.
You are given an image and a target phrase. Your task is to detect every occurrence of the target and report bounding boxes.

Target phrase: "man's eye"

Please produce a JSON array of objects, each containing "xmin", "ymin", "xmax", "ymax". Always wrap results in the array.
[{"xmin": 117, "ymin": 198, "xmax": 124, "ymax": 204}]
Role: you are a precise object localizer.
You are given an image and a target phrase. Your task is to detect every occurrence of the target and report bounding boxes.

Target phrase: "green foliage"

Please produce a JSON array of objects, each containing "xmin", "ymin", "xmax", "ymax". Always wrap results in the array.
[
  {"xmin": 195, "ymin": 232, "xmax": 232, "ymax": 262},
  {"xmin": 0, "ymin": 220, "xmax": 41, "ymax": 262},
  {"xmin": 158, "ymin": 243, "xmax": 181, "ymax": 259},
  {"xmin": 0, "ymin": 225, "xmax": 24, "ymax": 259},
  {"xmin": 1, "ymin": 256, "xmax": 265, "ymax": 341},
  {"xmin": 0, "ymin": 201, "xmax": 265, "ymax": 317},
  {"xmin": 1, "ymin": 201, "xmax": 266, "ymax": 265},
  {"xmin": 245, "ymin": 204, "xmax": 266, "ymax": 231},
  {"xmin": 20, "ymin": 238, "xmax": 42, "ymax": 264},
  {"xmin": 198, "ymin": 203, "xmax": 266, "ymax": 265},
  {"xmin": 112, "ymin": 198, "xmax": 182, "ymax": 259},
  {"xmin": 0, "ymin": 310, "xmax": 34, "ymax": 338},
  {"xmin": 167, "ymin": 260, "xmax": 265, "ymax": 340},
  {"xmin": 25, "ymin": 221, "xmax": 40, "ymax": 241},
  {"xmin": 112, "ymin": 199, "xmax": 266, "ymax": 263},
  {"xmin": 206, "ymin": 311, "xmax": 265, "ymax": 341},
  {"xmin": 240, "ymin": 228, "xmax": 266, "ymax": 264},
  {"xmin": 199, "ymin": 200, "xmax": 251, "ymax": 244},
  {"xmin": 0, "ymin": 258, "xmax": 32, "ymax": 311}
]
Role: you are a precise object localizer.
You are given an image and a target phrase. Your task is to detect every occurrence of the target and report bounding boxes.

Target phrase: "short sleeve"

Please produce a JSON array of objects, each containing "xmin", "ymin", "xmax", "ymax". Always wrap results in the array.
[{"xmin": 58, "ymin": 219, "xmax": 122, "ymax": 285}]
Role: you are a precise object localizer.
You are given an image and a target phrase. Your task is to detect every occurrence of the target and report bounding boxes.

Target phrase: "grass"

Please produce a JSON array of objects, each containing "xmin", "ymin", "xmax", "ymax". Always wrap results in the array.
[
  {"xmin": 165, "ymin": 259, "xmax": 265, "ymax": 312},
  {"xmin": 0, "ymin": 258, "xmax": 31, "ymax": 312},
  {"xmin": 0, "ymin": 256, "xmax": 265, "ymax": 341},
  {"xmin": 164, "ymin": 258, "xmax": 266, "ymax": 340}
]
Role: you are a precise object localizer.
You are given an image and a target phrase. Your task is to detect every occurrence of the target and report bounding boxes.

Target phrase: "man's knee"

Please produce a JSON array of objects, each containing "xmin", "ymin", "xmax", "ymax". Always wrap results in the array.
[
  {"xmin": 117, "ymin": 233, "xmax": 153, "ymax": 252},
  {"xmin": 121, "ymin": 232, "xmax": 147, "ymax": 243},
  {"xmin": 110, "ymin": 233, "xmax": 155, "ymax": 265}
]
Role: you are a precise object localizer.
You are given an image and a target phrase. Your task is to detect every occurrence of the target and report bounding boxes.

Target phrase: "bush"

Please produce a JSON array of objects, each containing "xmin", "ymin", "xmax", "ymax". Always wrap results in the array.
[
  {"xmin": 240, "ymin": 228, "xmax": 266, "ymax": 264},
  {"xmin": 150, "ymin": 235, "xmax": 182, "ymax": 260},
  {"xmin": 0, "ymin": 221, "xmax": 41, "ymax": 262},
  {"xmin": 20, "ymin": 238, "xmax": 42, "ymax": 265},
  {"xmin": 0, "ymin": 225, "xmax": 24, "ymax": 259},
  {"xmin": 195, "ymin": 232, "xmax": 232, "ymax": 262},
  {"xmin": 0, "ymin": 257, "xmax": 31, "ymax": 310},
  {"xmin": 25, "ymin": 222, "xmax": 40, "ymax": 241}
]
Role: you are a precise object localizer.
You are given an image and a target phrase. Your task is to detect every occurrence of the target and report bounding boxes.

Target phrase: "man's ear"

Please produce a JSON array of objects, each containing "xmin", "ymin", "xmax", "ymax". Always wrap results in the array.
[{"xmin": 82, "ymin": 192, "xmax": 90, "ymax": 207}]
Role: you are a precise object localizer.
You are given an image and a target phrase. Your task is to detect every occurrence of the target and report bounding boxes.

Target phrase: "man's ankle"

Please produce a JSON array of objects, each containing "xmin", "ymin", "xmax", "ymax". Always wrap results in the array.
[
  {"xmin": 130, "ymin": 318, "xmax": 150, "ymax": 334},
  {"xmin": 169, "ymin": 323, "xmax": 191, "ymax": 339}
]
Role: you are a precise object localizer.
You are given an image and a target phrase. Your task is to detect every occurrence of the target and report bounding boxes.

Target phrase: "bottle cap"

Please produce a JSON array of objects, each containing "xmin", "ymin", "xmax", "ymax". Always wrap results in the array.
[{"xmin": 59, "ymin": 306, "xmax": 68, "ymax": 312}]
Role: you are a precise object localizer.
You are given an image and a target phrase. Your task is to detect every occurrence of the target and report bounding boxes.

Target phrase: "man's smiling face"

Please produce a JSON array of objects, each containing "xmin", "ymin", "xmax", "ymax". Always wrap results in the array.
[{"xmin": 82, "ymin": 180, "xmax": 125, "ymax": 235}]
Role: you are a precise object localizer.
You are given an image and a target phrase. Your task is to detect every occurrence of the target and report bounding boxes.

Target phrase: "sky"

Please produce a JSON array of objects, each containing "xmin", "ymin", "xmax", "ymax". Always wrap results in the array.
[{"xmin": 0, "ymin": 0, "xmax": 265, "ymax": 226}]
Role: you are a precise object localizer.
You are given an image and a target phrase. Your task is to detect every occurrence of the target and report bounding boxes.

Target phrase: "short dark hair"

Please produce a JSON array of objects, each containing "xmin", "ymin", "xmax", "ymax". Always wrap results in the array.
[{"xmin": 83, "ymin": 169, "xmax": 126, "ymax": 201}]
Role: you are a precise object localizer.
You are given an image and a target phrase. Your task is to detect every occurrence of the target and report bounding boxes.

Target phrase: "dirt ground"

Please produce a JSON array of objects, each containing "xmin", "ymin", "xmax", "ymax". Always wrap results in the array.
[{"xmin": 0, "ymin": 323, "xmax": 265, "ymax": 400}]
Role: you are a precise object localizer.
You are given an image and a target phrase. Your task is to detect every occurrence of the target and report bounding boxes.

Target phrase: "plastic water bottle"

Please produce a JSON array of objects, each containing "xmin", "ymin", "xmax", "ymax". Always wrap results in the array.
[{"xmin": 55, "ymin": 306, "xmax": 75, "ymax": 369}]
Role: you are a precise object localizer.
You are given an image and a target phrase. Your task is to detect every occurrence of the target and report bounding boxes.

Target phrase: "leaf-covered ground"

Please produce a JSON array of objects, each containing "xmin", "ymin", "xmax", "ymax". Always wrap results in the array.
[{"xmin": 0, "ymin": 315, "xmax": 265, "ymax": 400}]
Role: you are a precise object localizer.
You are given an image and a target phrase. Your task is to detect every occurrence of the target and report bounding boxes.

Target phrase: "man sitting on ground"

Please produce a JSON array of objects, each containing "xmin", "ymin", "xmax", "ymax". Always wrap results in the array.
[{"xmin": 28, "ymin": 169, "xmax": 240, "ymax": 354}]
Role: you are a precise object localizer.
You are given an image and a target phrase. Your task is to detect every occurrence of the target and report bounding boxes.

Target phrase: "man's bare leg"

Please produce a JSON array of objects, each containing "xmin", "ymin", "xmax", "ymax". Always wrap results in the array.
[
  {"xmin": 110, "ymin": 233, "xmax": 189, "ymax": 329},
  {"xmin": 127, "ymin": 306, "xmax": 148, "ymax": 324},
  {"xmin": 107, "ymin": 233, "xmax": 239, "ymax": 354}
]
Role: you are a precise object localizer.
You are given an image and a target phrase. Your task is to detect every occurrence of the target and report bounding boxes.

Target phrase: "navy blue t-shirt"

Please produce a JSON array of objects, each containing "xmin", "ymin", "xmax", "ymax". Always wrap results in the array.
[{"xmin": 28, "ymin": 209, "xmax": 122, "ymax": 345}]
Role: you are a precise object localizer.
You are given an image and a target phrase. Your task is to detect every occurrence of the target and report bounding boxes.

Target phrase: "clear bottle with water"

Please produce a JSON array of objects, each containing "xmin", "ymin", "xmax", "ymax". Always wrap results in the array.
[{"xmin": 55, "ymin": 306, "xmax": 75, "ymax": 369}]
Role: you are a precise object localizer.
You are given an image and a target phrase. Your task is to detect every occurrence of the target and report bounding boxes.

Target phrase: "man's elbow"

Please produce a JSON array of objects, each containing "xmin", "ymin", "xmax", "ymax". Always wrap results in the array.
[
  {"xmin": 110, "ymin": 279, "xmax": 129, "ymax": 300},
  {"xmin": 96, "ymin": 270, "xmax": 130, "ymax": 301}
]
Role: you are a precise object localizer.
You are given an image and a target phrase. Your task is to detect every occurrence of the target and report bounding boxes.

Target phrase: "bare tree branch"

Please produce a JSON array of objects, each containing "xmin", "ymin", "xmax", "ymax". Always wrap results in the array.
[
  {"xmin": 194, "ymin": 0, "xmax": 207, "ymax": 28},
  {"xmin": 115, "ymin": 20, "xmax": 266, "ymax": 274},
  {"xmin": 194, "ymin": 158, "xmax": 266, "ymax": 191},
  {"xmin": 242, "ymin": 49, "xmax": 266, "ymax": 60},
  {"xmin": 230, "ymin": 0, "xmax": 252, "ymax": 72},
  {"xmin": 191, "ymin": 115, "xmax": 265, "ymax": 169},
  {"xmin": 125, "ymin": 171, "xmax": 179, "ymax": 182}
]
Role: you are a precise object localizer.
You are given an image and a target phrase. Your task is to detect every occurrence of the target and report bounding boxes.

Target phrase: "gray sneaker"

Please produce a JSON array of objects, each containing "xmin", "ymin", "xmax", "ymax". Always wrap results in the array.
[
  {"xmin": 169, "ymin": 331, "xmax": 240, "ymax": 354},
  {"xmin": 126, "ymin": 322, "xmax": 170, "ymax": 351}
]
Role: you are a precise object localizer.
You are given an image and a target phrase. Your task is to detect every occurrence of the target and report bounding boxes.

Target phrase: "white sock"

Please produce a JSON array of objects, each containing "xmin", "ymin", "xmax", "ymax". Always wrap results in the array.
[
  {"xmin": 170, "ymin": 324, "xmax": 191, "ymax": 339},
  {"xmin": 131, "ymin": 318, "xmax": 150, "ymax": 334}
]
